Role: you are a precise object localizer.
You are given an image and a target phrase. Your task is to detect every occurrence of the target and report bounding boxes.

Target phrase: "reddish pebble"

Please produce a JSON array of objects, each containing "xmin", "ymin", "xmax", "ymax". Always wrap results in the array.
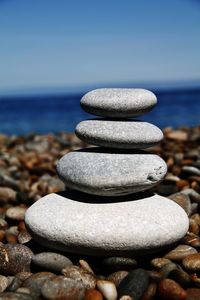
[
  {"xmin": 186, "ymin": 288, "xmax": 200, "ymax": 299},
  {"xmin": 84, "ymin": 289, "xmax": 103, "ymax": 300},
  {"xmin": 158, "ymin": 278, "xmax": 187, "ymax": 300},
  {"xmin": 141, "ymin": 282, "xmax": 157, "ymax": 300},
  {"xmin": 182, "ymin": 253, "xmax": 200, "ymax": 271}
]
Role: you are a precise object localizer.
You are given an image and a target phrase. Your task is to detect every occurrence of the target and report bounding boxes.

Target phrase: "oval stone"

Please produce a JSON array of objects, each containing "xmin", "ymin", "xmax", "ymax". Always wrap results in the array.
[
  {"xmin": 80, "ymin": 88, "xmax": 157, "ymax": 118},
  {"xmin": 56, "ymin": 148, "xmax": 167, "ymax": 196},
  {"xmin": 75, "ymin": 120, "xmax": 163, "ymax": 149},
  {"xmin": 25, "ymin": 192, "xmax": 189, "ymax": 255}
]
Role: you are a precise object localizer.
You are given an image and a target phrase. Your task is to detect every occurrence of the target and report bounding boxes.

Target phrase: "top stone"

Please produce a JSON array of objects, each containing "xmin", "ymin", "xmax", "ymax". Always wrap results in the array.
[{"xmin": 80, "ymin": 88, "xmax": 157, "ymax": 118}]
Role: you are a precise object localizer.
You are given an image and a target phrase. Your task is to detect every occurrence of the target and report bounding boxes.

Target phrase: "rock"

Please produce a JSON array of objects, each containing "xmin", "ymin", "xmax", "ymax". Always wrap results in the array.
[
  {"xmin": 15, "ymin": 288, "xmax": 31, "ymax": 295},
  {"xmin": 80, "ymin": 88, "xmax": 157, "ymax": 118},
  {"xmin": 169, "ymin": 193, "xmax": 191, "ymax": 216},
  {"xmin": 186, "ymin": 288, "xmax": 200, "ymax": 299},
  {"xmin": 0, "ymin": 276, "xmax": 8, "ymax": 293},
  {"xmin": 160, "ymin": 262, "xmax": 178, "ymax": 278},
  {"xmin": 84, "ymin": 289, "xmax": 103, "ymax": 300},
  {"xmin": 96, "ymin": 280, "xmax": 117, "ymax": 300},
  {"xmin": 79, "ymin": 260, "xmax": 94, "ymax": 274},
  {"xmin": 0, "ymin": 187, "xmax": 16, "ymax": 203},
  {"xmin": 107, "ymin": 271, "xmax": 129, "ymax": 287},
  {"xmin": 182, "ymin": 253, "xmax": 200, "ymax": 271},
  {"xmin": 6, "ymin": 207, "xmax": 26, "ymax": 221},
  {"xmin": 140, "ymin": 282, "xmax": 157, "ymax": 300},
  {"xmin": 56, "ymin": 148, "xmax": 167, "ymax": 196},
  {"xmin": 7, "ymin": 277, "xmax": 22, "ymax": 292},
  {"xmin": 32, "ymin": 252, "xmax": 73, "ymax": 273},
  {"xmin": 18, "ymin": 230, "xmax": 32, "ymax": 244},
  {"xmin": 150, "ymin": 258, "xmax": 172, "ymax": 270},
  {"xmin": 75, "ymin": 120, "xmax": 163, "ymax": 149},
  {"xmin": 169, "ymin": 267, "xmax": 191, "ymax": 288},
  {"xmin": 0, "ymin": 244, "xmax": 33, "ymax": 275},
  {"xmin": 0, "ymin": 292, "xmax": 32, "ymax": 300},
  {"xmin": 41, "ymin": 276, "xmax": 85, "ymax": 300},
  {"xmin": 117, "ymin": 268, "xmax": 149, "ymax": 300},
  {"xmin": 158, "ymin": 278, "xmax": 187, "ymax": 300},
  {"xmin": 166, "ymin": 130, "xmax": 188, "ymax": 141},
  {"xmin": 22, "ymin": 272, "xmax": 55, "ymax": 299},
  {"xmin": 164, "ymin": 245, "xmax": 197, "ymax": 261},
  {"xmin": 25, "ymin": 192, "xmax": 189, "ymax": 255},
  {"xmin": 101, "ymin": 257, "xmax": 137, "ymax": 272},
  {"xmin": 62, "ymin": 266, "xmax": 96, "ymax": 289}
]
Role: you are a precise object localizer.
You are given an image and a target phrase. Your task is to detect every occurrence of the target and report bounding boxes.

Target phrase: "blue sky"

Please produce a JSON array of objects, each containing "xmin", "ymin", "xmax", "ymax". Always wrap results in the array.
[{"xmin": 0, "ymin": 0, "xmax": 200, "ymax": 93}]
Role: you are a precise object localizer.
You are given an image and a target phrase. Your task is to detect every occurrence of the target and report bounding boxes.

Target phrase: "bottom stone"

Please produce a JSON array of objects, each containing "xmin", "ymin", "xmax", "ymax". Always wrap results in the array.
[{"xmin": 25, "ymin": 191, "xmax": 189, "ymax": 255}]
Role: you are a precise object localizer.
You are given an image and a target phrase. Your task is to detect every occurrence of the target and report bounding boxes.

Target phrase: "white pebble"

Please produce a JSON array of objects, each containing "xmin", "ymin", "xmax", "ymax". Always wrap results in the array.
[{"xmin": 97, "ymin": 279, "xmax": 117, "ymax": 300}]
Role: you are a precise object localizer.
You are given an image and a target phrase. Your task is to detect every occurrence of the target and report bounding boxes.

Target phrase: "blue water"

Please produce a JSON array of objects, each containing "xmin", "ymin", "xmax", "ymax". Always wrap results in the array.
[{"xmin": 0, "ymin": 88, "xmax": 199, "ymax": 135}]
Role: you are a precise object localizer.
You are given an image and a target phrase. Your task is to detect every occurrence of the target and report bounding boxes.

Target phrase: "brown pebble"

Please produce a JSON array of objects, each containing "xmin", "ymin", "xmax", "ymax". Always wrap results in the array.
[
  {"xmin": 182, "ymin": 253, "xmax": 200, "ymax": 271},
  {"xmin": 186, "ymin": 288, "xmax": 200, "ymax": 299},
  {"xmin": 84, "ymin": 289, "xmax": 103, "ymax": 300},
  {"xmin": 16, "ymin": 272, "xmax": 32, "ymax": 282},
  {"xmin": 0, "ymin": 187, "xmax": 17, "ymax": 203},
  {"xmin": 164, "ymin": 245, "xmax": 197, "ymax": 261},
  {"xmin": 169, "ymin": 193, "xmax": 191, "ymax": 216},
  {"xmin": 0, "ymin": 244, "xmax": 33, "ymax": 275},
  {"xmin": 119, "ymin": 296, "xmax": 133, "ymax": 300},
  {"xmin": 146, "ymin": 270, "xmax": 162, "ymax": 283},
  {"xmin": 41, "ymin": 276, "xmax": 85, "ymax": 300},
  {"xmin": 169, "ymin": 267, "xmax": 191, "ymax": 287},
  {"xmin": 141, "ymin": 282, "xmax": 157, "ymax": 300},
  {"xmin": 189, "ymin": 219, "xmax": 199, "ymax": 235},
  {"xmin": 0, "ymin": 230, "xmax": 5, "ymax": 242},
  {"xmin": 17, "ymin": 230, "xmax": 32, "ymax": 244},
  {"xmin": 158, "ymin": 278, "xmax": 187, "ymax": 299},
  {"xmin": 6, "ymin": 207, "xmax": 26, "ymax": 221},
  {"xmin": 107, "ymin": 271, "xmax": 129, "ymax": 287},
  {"xmin": 62, "ymin": 265, "xmax": 96, "ymax": 289},
  {"xmin": 150, "ymin": 258, "xmax": 172, "ymax": 270},
  {"xmin": 182, "ymin": 234, "xmax": 200, "ymax": 249},
  {"xmin": 190, "ymin": 273, "xmax": 200, "ymax": 287},
  {"xmin": 16, "ymin": 287, "xmax": 31, "ymax": 295},
  {"xmin": 0, "ymin": 275, "xmax": 9, "ymax": 293}
]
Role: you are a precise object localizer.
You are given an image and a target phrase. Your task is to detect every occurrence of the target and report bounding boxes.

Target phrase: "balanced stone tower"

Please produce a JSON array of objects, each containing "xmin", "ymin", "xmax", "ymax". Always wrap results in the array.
[{"xmin": 25, "ymin": 88, "xmax": 189, "ymax": 255}]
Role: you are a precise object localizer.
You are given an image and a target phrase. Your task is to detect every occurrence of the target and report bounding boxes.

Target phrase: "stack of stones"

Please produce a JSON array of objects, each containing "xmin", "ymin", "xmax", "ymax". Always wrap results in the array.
[{"xmin": 25, "ymin": 88, "xmax": 189, "ymax": 256}]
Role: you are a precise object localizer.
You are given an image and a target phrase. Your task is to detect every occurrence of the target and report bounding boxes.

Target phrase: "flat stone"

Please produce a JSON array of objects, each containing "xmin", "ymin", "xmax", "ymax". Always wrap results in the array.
[
  {"xmin": 80, "ymin": 88, "xmax": 157, "ymax": 118},
  {"xmin": 25, "ymin": 192, "xmax": 189, "ymax": 255},
  {"xmin": 75, "ymin": 120, "xmax": 163, "ymax": 149},
  {"xmin": 56, "ymin": 148, "xmax": 167, "ymax": 196}
]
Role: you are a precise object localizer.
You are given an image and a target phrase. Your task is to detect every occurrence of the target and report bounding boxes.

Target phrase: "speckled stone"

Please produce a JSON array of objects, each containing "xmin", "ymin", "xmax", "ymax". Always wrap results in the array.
[
  {"xmin": 75, "ymin": 120, "xmax": 163, "ymax": 149},
  {"xmin": 80, "ymin": 88, "xmax": 157, "ymax": 118},
  {"xmin": 56, "ymin": 148, "xmax": 167, "ymax": 196},
  {"xmin": 25, "ymin": 192, "xmax": 189, "ymax": 255}
]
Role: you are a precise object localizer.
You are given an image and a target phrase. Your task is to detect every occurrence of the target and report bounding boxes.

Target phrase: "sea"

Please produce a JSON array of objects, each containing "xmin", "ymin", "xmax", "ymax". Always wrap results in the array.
[{"xmin": 0, "ymin": 88, "xmax": 200, "ymax": 135}]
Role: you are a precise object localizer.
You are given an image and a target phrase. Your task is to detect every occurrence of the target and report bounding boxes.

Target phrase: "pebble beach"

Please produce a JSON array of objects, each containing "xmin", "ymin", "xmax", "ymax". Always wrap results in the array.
[{"xmin": 0, "ymin": 125, "xmax": 200, "ymax": 299}]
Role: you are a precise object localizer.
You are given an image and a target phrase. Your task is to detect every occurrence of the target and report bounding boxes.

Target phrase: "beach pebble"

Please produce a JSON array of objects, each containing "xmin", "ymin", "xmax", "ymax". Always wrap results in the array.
[
  {"xmin": 182, "ymin": 253, "xmax": 200, "ymax": 271},
  {"xmin": 186, "ymin": 288, "xmax": 200, "ymax": 299},
  {"xmin": 25, "ymin": 192, "xmax": 189, "ymax": 255},
  {"xmin": 182, "ymin": 234, "xmax": 200, "ymax": 249},
  {"xmin": 75, "ymin": 120, "xmax": 163, "ymax": 149},
  {"xmin": 79, "ymin": 260, "xmax": 94, "ymax": 274},
  {"xmin": 0, "ymin": 276, "xmax": 8, "ymax": 293},
  {"xmin": 0, "ymin": 187, "xmax": 16, "ymax": 203},
  {"xmin": 140, "ymin": 282, "xmax": 157, "ymax": 300},
  {"xmin": 15, "ymin": 287, "xmax": 31, "ymax": 295},
  {"xmin": 62, "ymin": 266, "xmax": 96, "ymax": 289},
  {"xmin": 150, "ymin": 258, "xmax": 172, "ymax": 270},
  {"xmin": 158, "ymin": 278, "xmax": 187, "ymax": 300},
  {"xmin": 0, "ymin": 292, "xmax": 32, "ymax": 300},
  {"xmin": 169, "ymin": 267, "xmax": 191, "ymax": 287},
  {"xmin": 7, "ymin": 277, "xmax": 22, "ymax": 292},
  {"xmin": 80, "ymin": 88, "xmax": 157, "ymax": 118},
  {"xmin": 84, "ymin": 289, "xmax": 103, "ymax": 300},
  {"xmin": 6, "ymin": 207, "xmax": 26, "ymax": 221},
  {"xmin": 0, "ymin": 244, "xmax": 33, "ymax": 275},
  {"xmin": 117, "ymin": 268, "xmax": 149, "ymax": 300},
  {"xmin": 18, "ymin": 230, "xmax": 32, "ymax": 244},
  {"xmin": 57, "ymin": 148, "xmax": 167, "ymax": 196},
  {"xmin": 41, "ymin": 276, "xmax": 85, "ymax": 300},
  {"xmin": 22, "ymin": 272, "xmax": 55, "ymax": 299},
  {"xmin": 101, "ymin": 257, "xmax": 137, "ymax": 272},
  {"xmin": 32, "ymin": 252, "xmax": 73, "ymax": 273},
  {"xmin": 164, "ymin": 245, "xmax": 197, "ymax": 261},
  {"xmin": 107, "ymin": 271, "xmax": 129, "ymax": 287},
  {"xmin": 96, "ymin": 280, "xmax": 117, "ymax": 300},
  {"xmin": 169, "ymin": 193, "xmax": 191, "ymax": 216}
]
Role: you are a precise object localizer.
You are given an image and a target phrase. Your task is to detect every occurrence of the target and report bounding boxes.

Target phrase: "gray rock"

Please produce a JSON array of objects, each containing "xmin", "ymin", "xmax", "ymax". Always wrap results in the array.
[
  {"xmin": 25, "ymin": 192, "xmax": 189, "ymax": 255},
  {"xmin": 32, "ymin": 252, "xmax": 73, "ymax": 273},
  {"xmin": 75, "ymin": 120, "xmax": 163, "ymax": 149},
  {"xmin": 56, "ymin": 148, "xmax": 167, "ymax": 196},
  {"xmin": 80, "ymin": 88, "xmax": 157, "ymax": 118}
]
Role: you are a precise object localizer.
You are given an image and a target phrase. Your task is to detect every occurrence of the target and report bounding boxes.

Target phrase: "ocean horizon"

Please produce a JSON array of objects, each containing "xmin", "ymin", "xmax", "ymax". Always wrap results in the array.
[{"xmin": 0, "ymin": 87, "xmax": 200, "ymax": 135}]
